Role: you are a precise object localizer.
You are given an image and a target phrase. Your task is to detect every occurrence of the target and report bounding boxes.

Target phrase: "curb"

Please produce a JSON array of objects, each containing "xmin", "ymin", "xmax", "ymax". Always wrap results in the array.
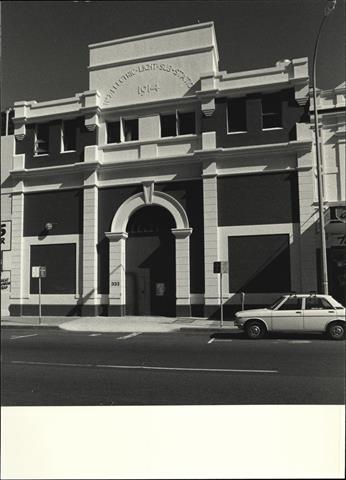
[{"xmin": 179, "ymin": 327, "xmax": 238, "ymax": 333}]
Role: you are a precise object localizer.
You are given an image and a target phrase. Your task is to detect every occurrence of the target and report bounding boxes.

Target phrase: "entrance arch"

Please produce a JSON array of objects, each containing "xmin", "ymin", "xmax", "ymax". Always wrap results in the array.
[{"xmin": 105, "ymin": 187, "xmax": 192, "ymax": 317}]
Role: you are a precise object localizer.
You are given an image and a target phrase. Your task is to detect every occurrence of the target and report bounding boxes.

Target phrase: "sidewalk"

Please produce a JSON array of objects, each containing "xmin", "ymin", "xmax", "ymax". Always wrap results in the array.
[{"xmin": 0, "ymin": 315, "xmax": 237, "ymax": 333}]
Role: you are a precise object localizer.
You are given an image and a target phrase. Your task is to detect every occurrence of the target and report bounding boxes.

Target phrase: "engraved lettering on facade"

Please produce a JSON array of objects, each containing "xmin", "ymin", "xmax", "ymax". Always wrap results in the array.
[{"xmin": 104, "ymin": 63, "xmax": 194, "ymax": 105}]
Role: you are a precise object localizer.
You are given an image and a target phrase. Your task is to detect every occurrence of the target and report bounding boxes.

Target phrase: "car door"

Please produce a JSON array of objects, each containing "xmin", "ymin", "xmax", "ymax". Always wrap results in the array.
[
  {"xmin": 272, "ymin": 297, "xmax": 304, "ymax": 331},
  {"xmin": 303, "ymin": 296, "xmax": 336, "ymax": 332}
]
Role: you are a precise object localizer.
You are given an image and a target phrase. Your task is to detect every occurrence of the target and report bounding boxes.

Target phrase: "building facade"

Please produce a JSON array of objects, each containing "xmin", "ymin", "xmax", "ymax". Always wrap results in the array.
[{"xmin": 2, "ymin": 22, "xmax": 345, "ymax": 317}]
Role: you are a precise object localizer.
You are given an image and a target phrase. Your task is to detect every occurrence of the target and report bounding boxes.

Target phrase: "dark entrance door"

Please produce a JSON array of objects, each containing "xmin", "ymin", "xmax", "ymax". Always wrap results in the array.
[{"xmin": 125, "ymin": 206, "xmax": 176, "ymax": 316}]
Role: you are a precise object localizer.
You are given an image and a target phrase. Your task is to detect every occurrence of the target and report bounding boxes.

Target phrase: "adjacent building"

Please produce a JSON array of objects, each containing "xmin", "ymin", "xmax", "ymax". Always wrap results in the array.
[{"xmin": 1, "ymin": 22, "xmax": 345, "ymax": 317}]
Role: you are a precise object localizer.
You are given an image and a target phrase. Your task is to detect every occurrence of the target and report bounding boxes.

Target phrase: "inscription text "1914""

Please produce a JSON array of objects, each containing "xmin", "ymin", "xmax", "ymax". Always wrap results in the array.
[{"xmin": 138, "ymin": 84, "xmax": 159, "ymax": 96}]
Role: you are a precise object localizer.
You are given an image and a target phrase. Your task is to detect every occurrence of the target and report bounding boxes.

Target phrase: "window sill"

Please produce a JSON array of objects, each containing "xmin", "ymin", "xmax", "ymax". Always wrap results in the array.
[
  {"xmin": 60, "ymin": 150, "xmax": 76, "ymax": 154},
  {"xmin": 33, "ymin": 153, "xmax": 49, "ymax": 157},
  {"xmin": 262, "ymin": 127, "xmax": 283, "ymax": 131},
  {"xmin": 227, "ymin": 131, "xmax": 247, "ymax": 135}
]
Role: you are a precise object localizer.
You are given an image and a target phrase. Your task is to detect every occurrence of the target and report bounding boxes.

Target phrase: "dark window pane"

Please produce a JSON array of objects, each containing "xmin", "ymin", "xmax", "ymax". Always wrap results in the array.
[
  {"xmin": 107, "ymin": 121, "xmax": 120, "ymax": 143},
  {"xmin": 278, "ymin": 297, "xmax": 302, "ymax": 310},
  {"xmin": 262, "ymin": 93, "xmax": 282, "ymax": 128},
  {"xmin": 30, "ymin": 244, "xmax": 76, "ymax": 294},
  {"xmin": 124, "ymin": 119, "xmax": 138, "ymax": 141},
  {"xmin": 227, "ymin": 98, "xmax": 247, "ymax": 132},
  {"xmin": 306, "ymin": 297, "xmax": 332, "ymax": 310},
  {"xmin": 63, "ymin": 119, "xmax": 77, "ymax": 151},
  {"xmin": 36, "ymin": 124, "xmax": 49, "ymax": 154},
  {"xmin": 160, "ymin": 114, "xmax": 176, "ymax": 137},
  {"xmin": 178, "ymin": 111, "xmax": 195, "ymax": 135},
  {"xmin": 228, "ymin": 234, "xmax": 291, "ymax": 293}
]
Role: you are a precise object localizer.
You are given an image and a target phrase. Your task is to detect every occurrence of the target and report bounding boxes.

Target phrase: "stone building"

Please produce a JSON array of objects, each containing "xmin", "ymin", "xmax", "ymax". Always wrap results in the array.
[{"xmin": 2, "ymin": 22, "xmax": 345, "ymax": 317}]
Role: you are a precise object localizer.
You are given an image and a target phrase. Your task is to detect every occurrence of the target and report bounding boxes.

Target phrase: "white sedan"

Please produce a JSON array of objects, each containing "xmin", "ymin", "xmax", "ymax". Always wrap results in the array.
[{"xmin": 234, "ymin": 294, "xmax": 345, "ymax": 340}]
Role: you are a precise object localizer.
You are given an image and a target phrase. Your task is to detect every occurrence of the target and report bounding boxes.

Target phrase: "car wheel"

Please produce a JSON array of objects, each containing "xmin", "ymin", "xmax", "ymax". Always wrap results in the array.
[
  {"xmin": 245, "ymin": 320, "xmax": 266, "ymax": 339},
  {"xmin": 327, "ymin": 322, "xmax": 345, "ymax": 340}
]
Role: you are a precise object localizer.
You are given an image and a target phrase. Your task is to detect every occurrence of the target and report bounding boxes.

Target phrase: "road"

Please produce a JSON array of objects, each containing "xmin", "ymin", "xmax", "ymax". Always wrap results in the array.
[{"xmin": 1, "ymin": 327, "xmax": 345, "ymax": 405}]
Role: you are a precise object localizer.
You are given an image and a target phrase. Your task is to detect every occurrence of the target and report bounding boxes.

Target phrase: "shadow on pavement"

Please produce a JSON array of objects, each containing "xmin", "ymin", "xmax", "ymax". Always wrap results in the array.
[{"xmin": 210, "ymin": 332, "xmax": 337, "ymax": 341}]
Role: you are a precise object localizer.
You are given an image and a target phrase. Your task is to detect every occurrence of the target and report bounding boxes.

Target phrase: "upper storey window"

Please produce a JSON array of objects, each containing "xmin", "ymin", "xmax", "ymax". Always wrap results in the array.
[
  {"xmin": 35, "ymin": 124, "xmax": 49, "ymax": 155},
  {"xmin": 227, "ymin": 98, "xmax": 247, "ymax": 133},
  {"xmin": 106, "ymin": 118, "xmax": 138, "ymax": 143},
  {"xmin": 160, "ymin": 111, "xmax": 196, "ymax": 137},
  {"xmin": 62, "ymin": 119, "xmax": 77, "ymax": 152},
  {"xmin": 262, "ymin": 93, "xmax": 282, "ymax": 129}
]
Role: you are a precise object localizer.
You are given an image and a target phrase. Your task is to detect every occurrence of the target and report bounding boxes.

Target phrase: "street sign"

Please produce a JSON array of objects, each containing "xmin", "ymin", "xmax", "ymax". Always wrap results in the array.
[
  {"xmin": 1, "ymin": 221, "xmax": 12, "ymax": 251},
  {"xmin": 32, "ymin": 266, "xmax": 47, "ymax": 278},
  {"xmin": 213, "ymin": 261, "xmax": 228, "ymax": 274}
]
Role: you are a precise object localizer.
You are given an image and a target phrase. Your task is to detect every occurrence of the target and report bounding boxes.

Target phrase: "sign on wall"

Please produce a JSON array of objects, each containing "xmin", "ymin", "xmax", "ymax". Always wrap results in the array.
[
  {"xmin": 1, "ymin": 221, "xmax": 11, "ymax": 251},
  {"xmin": 1, "ymin": 271, "xmax": 11, "ymax": 291}
]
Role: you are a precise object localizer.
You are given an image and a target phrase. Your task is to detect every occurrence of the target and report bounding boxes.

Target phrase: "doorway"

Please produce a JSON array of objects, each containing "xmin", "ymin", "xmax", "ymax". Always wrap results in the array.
[{"xmin": 125, "ymin": 206, "xmax": 176, "ymax": 316}]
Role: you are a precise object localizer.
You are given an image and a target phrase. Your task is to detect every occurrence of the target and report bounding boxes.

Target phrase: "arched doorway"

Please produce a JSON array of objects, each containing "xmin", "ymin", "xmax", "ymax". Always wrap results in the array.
[{"xmin": 125, "ymin": 206, "xmax": 176, "ymax": 316}]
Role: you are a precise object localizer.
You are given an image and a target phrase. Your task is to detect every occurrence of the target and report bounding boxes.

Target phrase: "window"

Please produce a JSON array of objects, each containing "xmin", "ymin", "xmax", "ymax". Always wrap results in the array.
[
  {"xmin": 107, "ymin": 121, "xmax": 121, "ymax": 143},
  {"xmin": 262, "ymin": 93, "xmax": 282, "ymax": 129},
  {"xmin": 305, "ymin": 297, "xmax": 333, "ymax": 310},
  {"xmin": 227, "ymin": 98, "xmax": 247, "ymax": 132},
  {"xmin": 160, "ymin": 111, "xmax": 196, "ymax": 137},
  {"xmin": 35, "ymin": 124, "xmax": 49, "ymax": 155},
  {"xmin": 106, "ymin": 118, "xmax": 138, "ymax": 143},
  {"xmin": 228, "ymin": 234, "xmax": 291, "ymax": 293},
  {"xmin": 278, "ymin": 297, "xmax": 302, "ymax": 310},
  {"xmin": 62, "ymin": 119, "xmax": 77, "ymax": 151},
  {"xmin": 123, "ymin": 119, "xmax": 138, "ymax": 142}
]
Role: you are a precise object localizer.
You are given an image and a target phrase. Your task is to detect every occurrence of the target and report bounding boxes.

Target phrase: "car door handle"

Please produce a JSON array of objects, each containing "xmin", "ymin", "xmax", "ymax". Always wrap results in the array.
[
  {"xmin": 295, "ymin": 311, "xmax": 302, "ymax": 314},
  {"xmin": 328, "ymin": 311, "xmax": 335, "ymax": 313}
]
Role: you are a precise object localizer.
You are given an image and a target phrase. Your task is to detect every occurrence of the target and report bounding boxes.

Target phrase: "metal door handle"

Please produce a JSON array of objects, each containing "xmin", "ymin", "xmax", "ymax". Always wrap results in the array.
[
  {"xmin": 328, "ymin": 311, "xmax": 334, "ymax": 313},
  {"xmin": 295, "ymin": 311, "xmax": 301, "ymax": 314}
]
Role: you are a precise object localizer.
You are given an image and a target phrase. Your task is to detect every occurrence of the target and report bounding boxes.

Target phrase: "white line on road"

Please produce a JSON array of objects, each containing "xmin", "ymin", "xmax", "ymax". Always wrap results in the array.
[
  {"xmin": 10, "ymin": 334, "xmax": 38, "ymax": 340},
  {"xmin": 117, "ymin": 333, "xmax": 141, "ymax": 340},
  {"xmin": 208, "ymin": 338, "xmax": 215, "ymax": 344},
  {"xmin": 10, "ymin": 360, "xmax": 278, "ymax": 374},
  {"xmin": 89, "ymin": 334, "xmax": 102, "ymax": 337},
  {"xmin": 289, "ymin": 340, "xmax": 311, "ymax": 344}
]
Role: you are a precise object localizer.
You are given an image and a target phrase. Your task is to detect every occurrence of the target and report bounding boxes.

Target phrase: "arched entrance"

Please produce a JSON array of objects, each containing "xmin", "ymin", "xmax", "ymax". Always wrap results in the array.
[
  {"xmin": 105, "ymin": 186, "xmax": 193, "ymax": 317},
  {"xmin": 125, "ymin": 206, "xmax": 176, "ymax": 316}
]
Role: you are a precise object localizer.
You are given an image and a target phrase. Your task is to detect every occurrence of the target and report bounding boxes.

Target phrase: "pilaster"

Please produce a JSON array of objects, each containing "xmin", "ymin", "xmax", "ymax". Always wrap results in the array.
[
  {"xmin": 202, "ymin": 165, "xmax": 219, "ymax": 317},
  {"xmin": 81, "ymin": 181, "xmax": 99, "ymax": 315},
  {"xmin": 297, "ymin": 151, "xmax": 318, "ymax": 291},
  {"xmin": 105, "ymin": 232, "xmax": 128, "ymax": 316},
  {"xmin": 9, "ymin": 183, "xmax": 25, "ymax": 313},
  {"xmin": 172, "ymin": 228, "xmax": 193, "ymax": 316}
]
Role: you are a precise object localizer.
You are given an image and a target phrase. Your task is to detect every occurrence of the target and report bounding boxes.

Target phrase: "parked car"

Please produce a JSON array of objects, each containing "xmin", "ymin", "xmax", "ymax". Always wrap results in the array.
[{"xmin": 234, "ymin": 294, "xmax": 345, "ymax": 340}]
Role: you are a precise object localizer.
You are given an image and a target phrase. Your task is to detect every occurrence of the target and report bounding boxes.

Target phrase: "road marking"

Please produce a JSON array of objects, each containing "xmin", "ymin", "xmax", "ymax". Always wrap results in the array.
[
  {"xmin": 208, "ymin": 338, "xmax": 232, "ymax": 344},
  {"xmin": 89, "ymin": 334, "xmax": 102, "ymax": 337},
  {"xmin": 208, "ymin": 338, "xmax": 215, "ymax": 344},
  {"xmin": 117, "ymin": 333, "xmax": 141, "ymax": 340},
  {"xmin": 10, "ymin": 334, "xmax": 38, "ymax": 340},
  {"xmin": 10, "ymin": 360, "xmax": 278, "ymax": 374}
]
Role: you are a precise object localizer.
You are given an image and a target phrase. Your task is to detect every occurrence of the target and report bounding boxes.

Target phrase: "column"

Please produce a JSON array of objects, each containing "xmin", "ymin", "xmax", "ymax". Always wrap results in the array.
[
  {"xmin": 9, "ymin": 182, "xmax": 24, "ymax": 316},
  {"xmin": 81, "ymin": 183, "xmax": 99, "ymax": 315},
  {"xmin": 297, "ymin": 151, "xmax": 318, "ymax": 291},
  {"xmin": 172, "ymin": 228, "xmax": 193, "ymax": 317},
  {"xmin": 106, "ymin": 232, "xmax": 128, "ymax": 316},
  {"xmin": 202, "ymin": 166, "xmax": 220, "ymax": 317}
]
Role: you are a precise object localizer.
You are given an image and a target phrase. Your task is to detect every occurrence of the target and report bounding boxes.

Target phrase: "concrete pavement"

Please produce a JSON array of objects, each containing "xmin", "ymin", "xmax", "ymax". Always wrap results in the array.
[{"xmin": 0, "ymin": 315, "xmax": 238, "ymax": 333}]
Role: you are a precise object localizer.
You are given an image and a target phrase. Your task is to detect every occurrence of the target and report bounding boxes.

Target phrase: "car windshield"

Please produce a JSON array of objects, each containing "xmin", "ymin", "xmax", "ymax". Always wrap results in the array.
[{"xmin": 269, "ymin": 296, "xmax": 286, "ymax": 310}]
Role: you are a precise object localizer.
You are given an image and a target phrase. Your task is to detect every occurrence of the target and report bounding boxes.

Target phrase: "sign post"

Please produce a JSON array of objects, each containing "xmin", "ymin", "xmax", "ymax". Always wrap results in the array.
[
  {"xmin": 213, "ymin": 261, "xmax": 229, "ymax": 328},
  {"xmin": 32, "ymin": 266, "xmax": 46, "ymax": 324}
]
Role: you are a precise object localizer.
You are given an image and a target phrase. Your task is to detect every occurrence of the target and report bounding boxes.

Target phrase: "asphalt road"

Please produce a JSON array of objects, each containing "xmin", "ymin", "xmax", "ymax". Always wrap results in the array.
[{"xmin": 1, "ymin": 327, "xmax": 345, "ymax": 405}]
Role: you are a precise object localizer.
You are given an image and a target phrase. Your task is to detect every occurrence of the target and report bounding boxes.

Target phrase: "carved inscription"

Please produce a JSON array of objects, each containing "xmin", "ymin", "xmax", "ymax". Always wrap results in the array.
[
  {"xmin": 104, "ymin": 63, "xmax": 193, "ymax": 105},
  {"xmin": 138, "ymin": 84, "xmax": 159, "ymax": 96}
]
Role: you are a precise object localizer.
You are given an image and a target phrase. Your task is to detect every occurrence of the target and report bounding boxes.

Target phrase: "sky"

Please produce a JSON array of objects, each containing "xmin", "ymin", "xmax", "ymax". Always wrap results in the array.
[{"xmin": 1, "ymin": 0, "xmax": 345, "ymax": 110}]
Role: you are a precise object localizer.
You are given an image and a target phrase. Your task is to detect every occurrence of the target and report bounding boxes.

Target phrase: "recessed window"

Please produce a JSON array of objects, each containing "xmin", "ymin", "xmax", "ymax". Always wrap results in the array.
[
  {"xmin": 227, "ymin": 98, "xmax": 247, "ymax": 133},
  {"xmin": 161, "ymin": 114, "xmax": 177, "ymax": 137},
  {"xmin": 123, "ymin": 118, "xmax": 138, "ymax": 142},
  {"xmin": 107, "ymin": 121, "xmax": 121, "ymax": 143},
  {"xmin": 160, "ymin": 111, "xmax": 196, "ymax": 137},
  {"xmin": 262, "ymin": 93, "xmax": 282, "ymax": 129},
  {"xmin": 35, "ymin": 124, "xmax": 49, "ymax": 155},
  {"xmin": 178, "ymin": 111, "xmax": 195, "ymax": 135},
  {"xmin": 106, "ymin": 118, "xmax": 138, "ymax": 143},
  {"xmin": 62, "ymin": 119, "xmax": 77, "ymax": 151}
]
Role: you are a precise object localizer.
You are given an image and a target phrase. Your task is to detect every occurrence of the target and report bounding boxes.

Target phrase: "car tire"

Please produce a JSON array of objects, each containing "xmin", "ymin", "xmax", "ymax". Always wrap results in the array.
[
  {"xmin": 245, "ymin": 320, "xmax": 266, "ymax": 339},
  {"xmin": 327, "ymin": 322, "xmax": 345, "ymax": 340}
]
